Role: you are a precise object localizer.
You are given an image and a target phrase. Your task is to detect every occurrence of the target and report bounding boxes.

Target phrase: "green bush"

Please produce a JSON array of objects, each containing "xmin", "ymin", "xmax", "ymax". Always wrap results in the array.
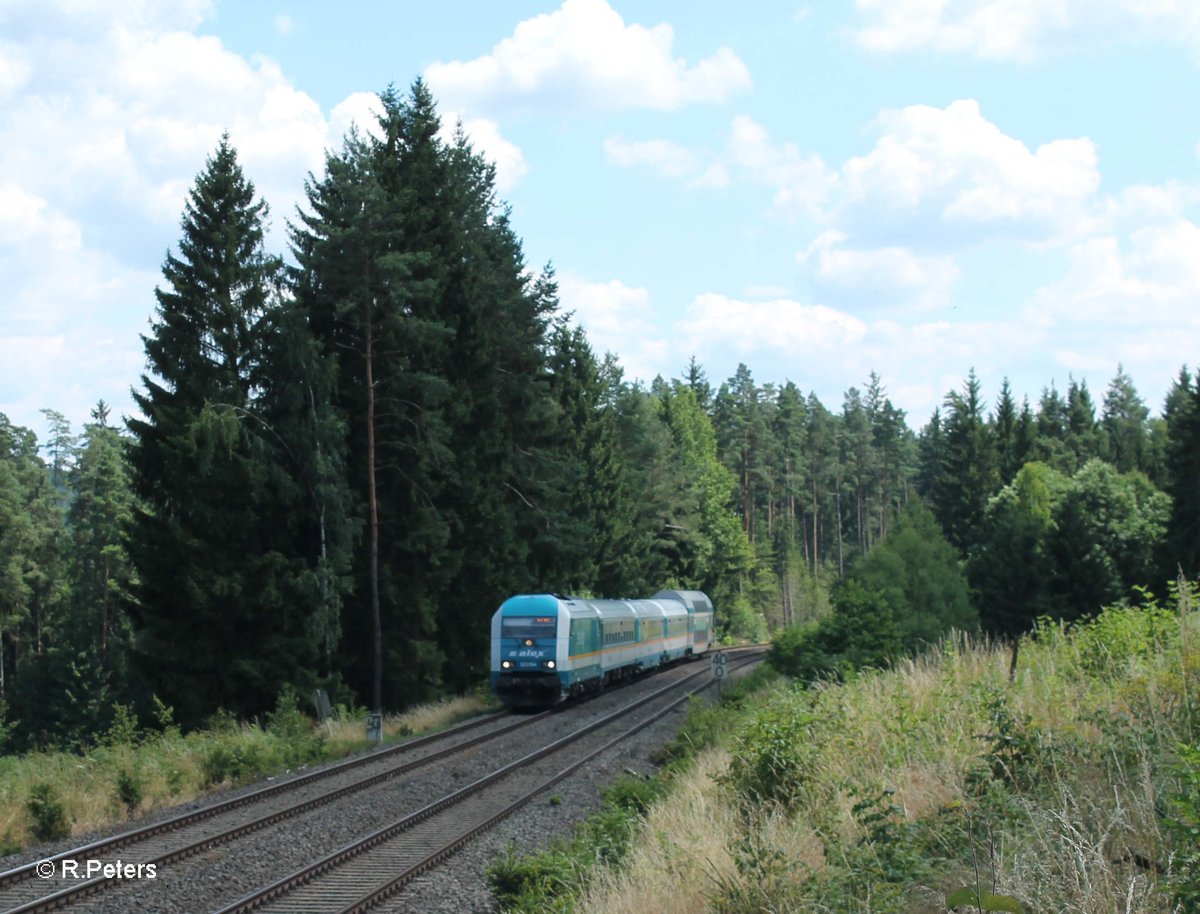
[
  {"xmin": 1072, "ymin": 594, "xmax": 1178, "ymax": 678},
  {"xmin": 971, "ymin": 687, "xmax": 1052, "ymax": 792},
  {"xmin": 266, "ymin": 689, "xmax": 324, "ymax": 767},
  {"xmin": 487, "ymin": 843, "xmax": 578, "ymax": 914},
  {"xmin": 769, "ymin": 582, "xmax": 904, "ymax": 684},
  {"xmin": 723, "ymin": 691, "xmax": 823, "ymax": 809},
  {"xmin": 768, "ymin": 621, "xmax": 832, "ymax": 682},
  {"xmin": 1163, "ymin": 741, "xmax": 1200, "ymax": 911},
  {"xmin": 115, "ymin": 768, "xmax": 143, "ymax": 815},
  {"xmin": 106, "ymin": 703, "xmax": 141, "ymax": 747},
  {"xmin": 26, "ymin": 783, "xmax": 70, "ymax": 843}
]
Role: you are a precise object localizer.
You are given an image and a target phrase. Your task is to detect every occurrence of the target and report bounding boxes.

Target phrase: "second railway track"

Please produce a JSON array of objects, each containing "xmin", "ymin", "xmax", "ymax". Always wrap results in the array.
[
  {"xmin": 0, "ymin": 708, "xmax": 540, "ymax": 914},
  {"xmin": 2, "ymin": 648, "xmax": 761, "ymax": 914},
  {"xmin": 217, "ymin": 650, "xmax": 762, "ymax": 914}
]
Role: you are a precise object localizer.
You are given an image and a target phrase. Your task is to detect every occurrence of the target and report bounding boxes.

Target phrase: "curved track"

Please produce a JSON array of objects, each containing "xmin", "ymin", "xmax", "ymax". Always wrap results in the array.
[
  {"xmin": 0, "ymin": 708, "xmax": 542, "ymax": 914},
  {"xmin": 216, "ymin": 651, "xmax": 762, "ymax": 914}
]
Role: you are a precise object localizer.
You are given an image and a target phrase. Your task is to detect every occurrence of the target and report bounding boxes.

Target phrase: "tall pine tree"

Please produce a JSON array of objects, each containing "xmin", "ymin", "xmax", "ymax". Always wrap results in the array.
[{"xmin": 128, "ymin": 137, "xmax": 334, "ymax": 725}]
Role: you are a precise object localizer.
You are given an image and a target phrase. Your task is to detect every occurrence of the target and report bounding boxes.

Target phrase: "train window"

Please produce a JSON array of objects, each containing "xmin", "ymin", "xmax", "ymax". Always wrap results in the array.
[{"xmin": 502, "ymin": 617, "xmax": 556, "ymax": 639}]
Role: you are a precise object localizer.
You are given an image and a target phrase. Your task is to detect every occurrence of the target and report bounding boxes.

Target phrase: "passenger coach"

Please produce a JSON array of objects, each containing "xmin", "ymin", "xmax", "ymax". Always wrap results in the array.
[{"xmin": 490, "ymin": 590, "xmax": 715, "ymax": 707}]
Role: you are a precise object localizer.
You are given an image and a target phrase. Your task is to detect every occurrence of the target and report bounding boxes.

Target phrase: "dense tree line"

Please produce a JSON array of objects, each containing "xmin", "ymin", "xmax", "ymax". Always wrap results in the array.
[{"xmin": 1, "ymin": 81, "xmax": 1197, "ymax": 747}]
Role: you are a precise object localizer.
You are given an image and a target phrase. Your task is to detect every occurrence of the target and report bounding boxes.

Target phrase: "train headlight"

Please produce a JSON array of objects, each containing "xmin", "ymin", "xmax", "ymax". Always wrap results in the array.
[
  {"xmin": 545, "ymin": 660, "xmax": 556, "ymax": 669},
  {"xmin": 501, "ymin": 660, "xmax": 512, "ymax": 670}
]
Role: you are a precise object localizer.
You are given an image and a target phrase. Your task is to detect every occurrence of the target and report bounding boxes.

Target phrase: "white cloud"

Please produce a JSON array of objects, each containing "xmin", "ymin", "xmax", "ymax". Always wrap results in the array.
[
  {"xmin": 836, "ymin": 99, "xmax": 1099, "ymax": 245},
  {"xmin": 557, "ymin": 272, "xmax": 672, "ymax": 380},
  {"xmin": 1030, "ymin": 221, "xmax": 1200, "ymax": 326},
  {"xmin": 0, "ymin": 45, "xmax": 31, "ymax": 96},
  {"xmin": 679, "ymin": 294, "xmax": 868, "ymax": 355},
  {"xmin": 604, "ymin": 136, "xmax": 698, "ymax": 179},
  {"xmin": 800, "ymin": 230, "xmax": 960, "ymax": 311},
  {"xmin": 609, "ymin": 115, "xmax": 833, "ymax": 210},
  {"xmin": 669, "ymin": 291, "xmax": 1044, "ymax": 417},
  {"xmin": 275, "ymin": 14, "xmax": 295, "ymax": 36},
  {"xmin": 1016, "ymin": 217, "xmax": 1200, "ymax": 404},
  {"xmin": 3, "ymin": 8, "xmax": 332, "ymax": 241},
  {"xmin": 852, "ymin": 0, "xmax": 1200, "ymax": 60},
  {"xmin": 0, "ymin": 184, "xmax": 82, "ymax": 254},
  {"xmin": 424, "ymin": 0, "xmax": 750, "ymax": 113},
  {"xmin": 727, "ymin": 115, "xmax": 837, "ymax": 219},
  {"xmin": 442, "ymin": 115, "xmax": 531, "ymax": 194},
  {"xmin": 329, "ymin": 91, "xmax": 383, "ymax": 142},
  {"xmin": 0, "ymin": 1, "xmax": 366, "ymax": 432}
]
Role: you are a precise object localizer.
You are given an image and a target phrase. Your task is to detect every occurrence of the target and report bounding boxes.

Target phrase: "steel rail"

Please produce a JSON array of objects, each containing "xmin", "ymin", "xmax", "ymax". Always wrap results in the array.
[
  {"xmin": 215, "ymin": 651, "xmax": 763, "ymax": 914},
  {"xmin": 0, "ymin": 708, "xmax": 532, "ymax": 914}
]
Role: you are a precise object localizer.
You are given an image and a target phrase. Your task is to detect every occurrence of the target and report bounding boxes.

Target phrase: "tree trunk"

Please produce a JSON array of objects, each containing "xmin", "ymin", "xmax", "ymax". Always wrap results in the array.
[
  {"xmin": 811, "ymin": 476, "xmax": 819, "ymax": 573},
  {"xmin": 366, "ymin": 295, "xmax": 382, "ymax": 714},
  {"xmin": 836, "ymin": 489, "xmax": 844, "ymax": 577},
  {"xmin": 101, "ymin": 554, "xmax": 110, "ymax": 669}
]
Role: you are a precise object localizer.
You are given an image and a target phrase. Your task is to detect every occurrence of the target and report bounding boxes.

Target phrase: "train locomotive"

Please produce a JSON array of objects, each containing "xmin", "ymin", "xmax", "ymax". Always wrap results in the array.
[{"xmin": 489, "ymin": 590, "xmax": 715, "ymax": 708}]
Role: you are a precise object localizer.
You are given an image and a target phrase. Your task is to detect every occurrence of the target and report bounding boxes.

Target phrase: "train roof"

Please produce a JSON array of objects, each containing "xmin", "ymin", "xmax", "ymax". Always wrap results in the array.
[{"xmin": 495, "ymin": 591, "xmax": 711, "ymax": 621}]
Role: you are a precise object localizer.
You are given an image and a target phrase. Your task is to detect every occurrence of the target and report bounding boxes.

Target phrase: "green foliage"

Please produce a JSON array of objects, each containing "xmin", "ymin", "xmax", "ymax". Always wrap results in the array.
[
  {"xmin": 934, "ymin": 369, "xmax": 997, "ymax": 554},
  {"xmin": 1046, "ymin": 459, "xmax": 1169, "ymax": 621},
  {"xmin": 1164, "ymin": 367, "xmax": 1200, "ymax": 579},
  {"xmin": 126, "ymin": 133, "xmax": 347, "ymax": 728},
  {"xmin": 115, "ymin": 767, "xmax": 143, "ymax": 816},
  {"xmin": 769, "ymin": 581, "xmax": 904, "ymax": 682},
  {"xmin": 487, "ymin": 774, "xmax": 667, "ymax": 913},
  {"xmin": 972, "ymin": 687, "xmax": 1050, "ymax": 791},
  {"xmin": 1163, "ymin": 741, "xmax": 1200, "ymax": 911},
  {"xmin": 945, "ymin": 887, "xmax": 1025, "ymax": 913},
  {"xmin": 1071, "ymin": 589, "xmax": 1178, "ymax": 677},
  {"xmin": 706, "ymin": 830, "xmax": 799, "ymax": 914},
  {"xmin": 970, "ymin": 461, "xmax": 1067, "ymax": 638},
  {"xmin": 265, "ymin": 689, "xmax": 325, "ymax": 767},
  {"xmin": 25, "ymin": 783, "xmax": 70, "ymax": 842},
  {"xmin": 0, "ymin": 699, "xmax": 14, "ymax": 753},
  {"xmin": 816, "ymin": 787, "xmax": 933, "ymax": 908},
  {"xmin": 849, "ymin": 498, "xmax": 976, "ymax": 648},
  {"xmin": 722, "ymin": 690, "xmax": 823, "ymax": 809},
  {"xmin": 973, "ymin": 457, "xmax": 1170, "ymax": 637},
  {"xmin": 768, "ymin": 620, "xmax": 830, "ymax": 681},
  {"xmin": 199, "ymin": 692, "xmax": 323, "ymax": 786},
  {"xmin": 106, "ymin": 703, "xmax": 140, "ymax": 747}
]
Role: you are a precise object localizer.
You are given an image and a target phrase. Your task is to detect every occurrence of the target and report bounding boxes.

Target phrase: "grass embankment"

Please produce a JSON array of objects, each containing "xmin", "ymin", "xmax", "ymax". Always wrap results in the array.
[
  {"xmin": 0, "ymin": 692, "xmax": 494, "ymax": 855},
  {"xmin": 493, "ymin": 591, "xmax": 1200, "ymax": 913}
]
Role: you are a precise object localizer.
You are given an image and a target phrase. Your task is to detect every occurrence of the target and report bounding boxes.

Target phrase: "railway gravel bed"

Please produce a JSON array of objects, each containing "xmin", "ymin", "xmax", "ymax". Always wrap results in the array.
[
  {"xmin": 0, "ymin": 709, "xmax": 529, "ymax": 914},
  {"xmin": 29, "ymin": 656, "xmax": 751, "ymax": 914},
  {"xmin": 377, "ymin": 659, "xmax": 759, "ymax": 914}
]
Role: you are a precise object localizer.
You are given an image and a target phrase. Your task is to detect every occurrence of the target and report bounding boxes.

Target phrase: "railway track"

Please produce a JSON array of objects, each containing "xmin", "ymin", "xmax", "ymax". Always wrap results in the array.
[
  {"xmin": 0, "ymin": 648, "xmax": 760, "ymax": 914},
  {"xmin": 0, "ymin": 707, "xmax": 545, "ymax": 914},
  {"xmin": 216, "ymin": 650, "xmax": 762, "ymax": 914}
]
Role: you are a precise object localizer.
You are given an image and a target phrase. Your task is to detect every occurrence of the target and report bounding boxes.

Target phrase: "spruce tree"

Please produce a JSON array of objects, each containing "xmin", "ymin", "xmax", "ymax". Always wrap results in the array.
[
  {"xmin": 1101, "ymin": 365, "xmax": 1150, "ymax": 474},
  {"xmin": 1165, "ymin": 367, "xmax": 1200, "ymax": 578},
  {"xmin": 992, "ymin": 379, "xmax": 1019, "ymax": 484},
  {"xmin": 934, "ymin": 369, "xmax": 996, "ymax": 554},
  {"xmin": 128, "ymin": 137, "xmax": 323, "ymax": 725},
  {"xmin": 68, "ymin": 404, "xmax": 135, "ymax": 673}
]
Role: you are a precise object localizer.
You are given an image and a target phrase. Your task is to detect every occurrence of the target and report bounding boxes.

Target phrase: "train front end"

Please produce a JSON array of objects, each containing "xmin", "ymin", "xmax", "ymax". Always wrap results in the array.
[{"xmin": 490, "ymin": 594, "xmax": 568, "ymax": 708}]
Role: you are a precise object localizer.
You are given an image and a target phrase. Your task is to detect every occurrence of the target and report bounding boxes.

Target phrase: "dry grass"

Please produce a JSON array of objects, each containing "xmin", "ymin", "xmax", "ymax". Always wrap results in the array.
[
  {"xmin": 324, "ymin": 692, "xmax": 495, "ymax": 749},
  {"xmin": 0, "ymin": 690, "xmax": 496, "ymax": 853},
  {"xmin": 574, "ymin": 605, "xmax": 1197, "ymax": 914},
  {"xmin": 576, "ymin": 749, "xmax": 739, "ymax": 914}
]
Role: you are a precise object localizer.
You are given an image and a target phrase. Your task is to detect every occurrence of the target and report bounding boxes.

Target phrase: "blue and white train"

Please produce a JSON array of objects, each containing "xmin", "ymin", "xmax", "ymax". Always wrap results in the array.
[{"xmin": 489, "ymin": 590, "xmax": 715, "ymax": 708}]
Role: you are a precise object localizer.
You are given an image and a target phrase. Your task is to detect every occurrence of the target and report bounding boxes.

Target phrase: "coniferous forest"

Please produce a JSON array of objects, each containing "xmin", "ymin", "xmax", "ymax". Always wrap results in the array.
[{"xmin": 1, "ymin": 82, "xmax": 1199, "ymax": 747}]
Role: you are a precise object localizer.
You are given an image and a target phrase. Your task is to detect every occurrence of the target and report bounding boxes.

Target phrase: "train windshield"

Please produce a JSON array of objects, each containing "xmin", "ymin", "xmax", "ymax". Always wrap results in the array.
[{"xmin": 501, "ymin": 616, "xmax": 557, "ymax": 639}]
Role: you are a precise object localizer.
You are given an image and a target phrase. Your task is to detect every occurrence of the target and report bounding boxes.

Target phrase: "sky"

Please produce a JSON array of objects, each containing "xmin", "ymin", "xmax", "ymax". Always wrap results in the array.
[{"xmin": 2, "ymin": 0, "xmax": 1199, "ymax": 443}]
